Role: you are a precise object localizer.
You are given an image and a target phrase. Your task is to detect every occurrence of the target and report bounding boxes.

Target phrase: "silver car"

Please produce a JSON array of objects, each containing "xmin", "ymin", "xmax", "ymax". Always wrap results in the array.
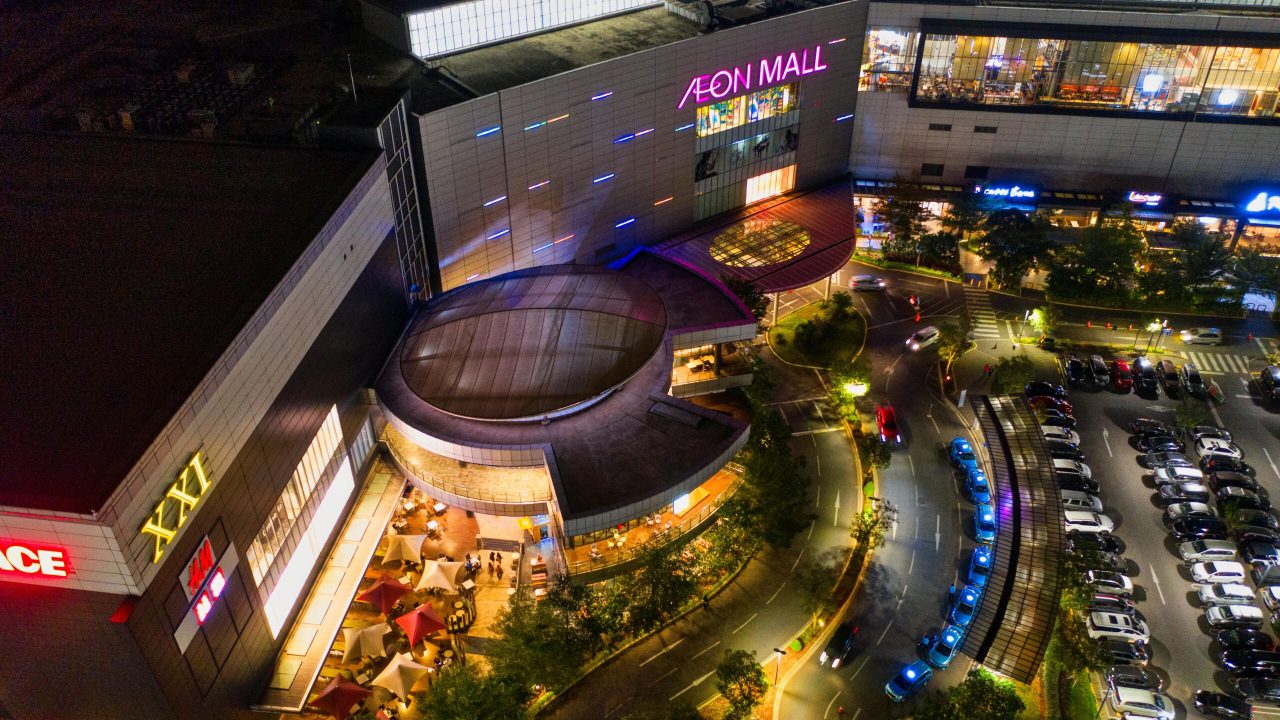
[
  {"xmin": 849, "ymin": 275, "xmax": 887, "ymax": 291},
  {"xmin": 1178, "ymin": 539, "xmax": 1236, "ymax": 562}
]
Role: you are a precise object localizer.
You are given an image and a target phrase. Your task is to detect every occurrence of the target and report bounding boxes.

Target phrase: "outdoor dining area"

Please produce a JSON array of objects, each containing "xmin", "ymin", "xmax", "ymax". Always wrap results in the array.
[{"xmin": 303, "ymin": 488, "xmax": 498, "ymax": 720}]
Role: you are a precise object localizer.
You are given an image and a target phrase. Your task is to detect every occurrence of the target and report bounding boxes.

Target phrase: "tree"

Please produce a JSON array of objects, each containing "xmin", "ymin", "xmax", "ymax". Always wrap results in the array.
[
  {"xmin": 1173, "ymin": 220, "xmax": 1232, "ymax": 306},
  {"xmin": 828, "ymin": 290, "xmax": 854, "ymax": 319},
  {"xmin": 1047, "ymin": 214, "xmax": 1144, "ymax": 303},
  {"xmin": 850, "ymin": 498, "xmax": 898, "ymax": 552},
  {"xmin": 716, "ymin": 649, "xmax": 767, "ymax": 719},
  {"xmin": 992, "ymin": 354, "xmax": 1035, "ymax": 393},
  {"xmin": 616, "ymin": 544, "xmax": 698, "ymax": 633},
  {"xmin": 1029, "ymin": 304, "xmax": 1059, "ymax": 335},
  {"xmin": 794, "ymin": 550, "xmax": 843, "ymax": 622},
  {"xmin": 917, "ymin": 230, "xmax": 961, "ymax": 272},
  {"xmin": 974, "ymin": 208, "xmax": 1053, "ymax": 291},
  {"xmin": 722, "ymin": 275, "xmax": 769, "ymax": 329},
  {"xmin": 941, "ymin": 191, "xmax": 993, "ymax": 241},
  {"xmin": 1054, "ymin": 609, "xmax": 1110, "ymax": 676},
  {"xmin": 875, "ymin": 181, "xmax": 933, "ymax": 259},
  {"xmin": 1231, "ymin": 246, "xmax": 1280, "ymax": 298},
  {"xmin": 1174, "ymin": 395, "xmax": 1212, "ymax": 432},
  {"xmin": 936, "ymin": 317, "xmax": 971, "ymax": 370},
  {"xmin": 913, "ymin": 669, "xmax": 1025, "ymax": 720},
  {"xmin": 416, "ymin": 663, "xmax": 524, "ymax": 720},
  {"xmin": 487, "ymin": 584, "xmax": 597, "ymax": 692}
]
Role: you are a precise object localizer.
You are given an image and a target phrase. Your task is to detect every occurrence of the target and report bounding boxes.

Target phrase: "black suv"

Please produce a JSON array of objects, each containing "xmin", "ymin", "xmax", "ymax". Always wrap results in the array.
[
  {"xmin": 1064, "ymin": 354, "xmax": 1089, "ymax": 386},
  {"xmin": 820, "ymin": 622, "xmax": 858, "ymax": 669},
  {"xmin": 1182, "ymin": 363, "xmax": 1207, "ymax": 397},
  {"xmin": 1133, "ymin": 357, "xmax": 1159, "ymax": 393},
  {"xmin": 1156, "ymin": 360, "xmax": 1180, "ymax": 394},
  {"xmin": 1261, "ymin": 366, "xmax": 1280, "ymax": 402},
  {"xmin": 1089, "ymin": 355, "xmax": 1110, "ymax": 386}
]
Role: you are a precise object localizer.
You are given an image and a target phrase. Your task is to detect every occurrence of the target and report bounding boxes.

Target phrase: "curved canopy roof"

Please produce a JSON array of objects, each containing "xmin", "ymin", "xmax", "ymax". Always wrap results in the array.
[{"xmin": 399, "ymin": 266, "xmax": 667, "ymax": 420}]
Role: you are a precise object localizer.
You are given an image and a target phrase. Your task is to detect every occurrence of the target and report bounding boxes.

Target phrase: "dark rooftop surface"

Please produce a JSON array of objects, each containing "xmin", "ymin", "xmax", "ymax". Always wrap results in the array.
[
  {"xmin": 0, "ymin": 134, "xmax": 380, "ymax": 514},
  {"xmin": 615, "ymin": 251, "xmax": 756, "ymax": 332},
  {"xmin": 399, "ymin": 266, "xmax": 668, "ymax": 421},
  {"xmin": 362, "ymin": 0, "xmax": 477, "ymax": 15}
]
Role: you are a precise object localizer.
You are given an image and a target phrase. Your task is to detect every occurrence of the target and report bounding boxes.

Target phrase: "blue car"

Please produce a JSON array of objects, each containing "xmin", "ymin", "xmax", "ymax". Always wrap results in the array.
[
  {"xmin": 949, "ymin": 584, "xmax": 983, "ymax": 627},
  {"xmin": 922, "ymin": 624, "xmax": 967, "ymax": 669},
  {"xmin": 968, "ymin": 546, "xmax": 994, "ymax": 588},
  {"xmin": 949, "ymin": 438, "xmax": 978, "ymax": 471},
  {"xmin": 885, "ymin": 660, "xmax": 933, "ymax": 702},
  {"xmin": 975, "ymin": 502, "xmax": 997, "ymax": 544},
  {"xmin": 966, "ymin": 469, "xmax": 992, "ymax": 504}
]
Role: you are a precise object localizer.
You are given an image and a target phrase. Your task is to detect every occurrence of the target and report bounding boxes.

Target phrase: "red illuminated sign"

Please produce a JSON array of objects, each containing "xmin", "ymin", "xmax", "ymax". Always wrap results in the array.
[
  {"xmin": 193, "ymin": 569, "xmax": 227, "ymax": 625},
  {"xmin": 0, "ymin": 541, "xmax": 69, "ymax": 578},
  {"xmin": 182, "ymin": 537, "xmax": 215, "ymax": 599}
]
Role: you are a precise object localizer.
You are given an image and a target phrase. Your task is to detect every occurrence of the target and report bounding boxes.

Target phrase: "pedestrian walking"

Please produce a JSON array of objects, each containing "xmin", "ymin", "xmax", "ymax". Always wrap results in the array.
[
  {"xmin": 496, "ymin": 551, "xmax": 503, "ymax": 565},
  {"xmin": 497, "ymin": 565, "xmax": 504, "ymax": 581},
  {"xmin": 982, "ymin": 363, "xmax": 991, "ymax": 378},
  {"xmin": 488, "ymin": 551, "xmax": 495, "ymax": 563},
  {"xmin": 487, "ymin": 561, "xmax": 493, "ymax": 577},
  {"xmin": 948, "ymin": 583, "xmax": 956, "ymax": 598},
  {"xmin": 702, "ymin": 593, "xmax": 710, "ymax": 610}
]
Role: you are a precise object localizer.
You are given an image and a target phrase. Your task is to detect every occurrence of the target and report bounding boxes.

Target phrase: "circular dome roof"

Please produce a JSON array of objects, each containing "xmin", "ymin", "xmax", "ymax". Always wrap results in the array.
[{"xmin": 399, "ymin": 266, "xmax": 668, "ymax": 421}]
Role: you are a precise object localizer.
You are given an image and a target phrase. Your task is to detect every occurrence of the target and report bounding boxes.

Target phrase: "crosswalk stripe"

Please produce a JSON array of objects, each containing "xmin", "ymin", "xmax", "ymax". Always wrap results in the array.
[{"xmin": 1186, "ymin": 351, "xmax": 1256, "ymax": 375}]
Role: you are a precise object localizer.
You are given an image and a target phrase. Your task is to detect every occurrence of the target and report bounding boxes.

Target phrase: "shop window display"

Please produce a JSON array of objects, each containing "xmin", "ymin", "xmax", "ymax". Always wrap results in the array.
[
  {"xmin": 696, "ymin": 83, "xmax": 800, "ymax": 137},
  {"xmin": 860, "ymin": 28, "xmax": 919, "ymax": 93},
  {"xmin": 695, "ymin": 126, "xmax": 799, "ymax": 182}
]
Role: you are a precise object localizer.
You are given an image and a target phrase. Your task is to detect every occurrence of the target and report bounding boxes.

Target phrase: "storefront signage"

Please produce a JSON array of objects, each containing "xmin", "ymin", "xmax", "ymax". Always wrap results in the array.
[
  {"xmin": 0, "ymin": 541, "xmax": 69, "ymax": 578},
  {"xmin": 973, "ymin": 184, "xmax": 1037, "ymax": 200},
  {"xmin": 179, "ymin": 536, "xmax": 216, "ymax": 601},
  {"xmin": 1127, "ymin": 191, "xmax": 1163, "ymax": 206},
  {"xmin": 678, "ymin": 45, "xmax": 828, "ymax": 108},
  {"xmin": 140, "ymin": 452, "xmax": 212, "ymax": 564},
  {"xmin": 1245, "ymin": 191, "xmax": 1280, "ymax": 222},
  {"xmin": 174, "ymin": 542, "xmax": 238, "ymax": 653}
]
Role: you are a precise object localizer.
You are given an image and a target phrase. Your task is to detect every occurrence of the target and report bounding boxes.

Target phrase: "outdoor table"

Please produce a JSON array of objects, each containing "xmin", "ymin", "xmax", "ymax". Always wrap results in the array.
[
  {"xmin": 432, "ymin": 502, "xmax": 447, "ymax": 515},
  {"xmin": 399, "ymin": 575, "xmax": 412, "ymax": 585},
  {"xmin": 461, "ymin": 579, "xmax": 475, "ymax": 591},
  {"xmin": 426, "ymin": 520, "xmax": 440, "ymax": 532}
]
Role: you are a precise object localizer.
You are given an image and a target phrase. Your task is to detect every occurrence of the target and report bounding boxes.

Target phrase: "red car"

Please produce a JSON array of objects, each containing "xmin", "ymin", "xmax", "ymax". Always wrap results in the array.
[
  {"xmin": 1027, "ymin": 395, "xmax": 1074, "ymax": 415},
  {"xmin": 1111, "ymin": 359, "xmax": 1134, "ymax": 391},
  {"xmin": 876, "ymin": 405, "xmax": 902, "ymax": 444}
]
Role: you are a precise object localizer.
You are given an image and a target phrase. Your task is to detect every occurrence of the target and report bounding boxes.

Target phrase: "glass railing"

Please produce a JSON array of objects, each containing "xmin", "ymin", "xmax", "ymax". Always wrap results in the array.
[{"xmin": 381, "ymin": 431, "xmax": 553, "ymax": 504}]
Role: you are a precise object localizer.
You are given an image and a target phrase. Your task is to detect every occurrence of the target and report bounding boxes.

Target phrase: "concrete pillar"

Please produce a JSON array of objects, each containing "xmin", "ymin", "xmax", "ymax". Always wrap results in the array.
[
  {"xmin": 824, "ymin": 274, "xmax": 832, "ymax": 300},
  {"xmin": 770, "ymin": 292, "xmax": 778, "ymax": 327}
]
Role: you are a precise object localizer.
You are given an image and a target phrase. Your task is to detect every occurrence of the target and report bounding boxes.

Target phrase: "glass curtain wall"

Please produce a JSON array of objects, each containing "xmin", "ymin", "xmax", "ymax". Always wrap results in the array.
[
  {"xmin": 860, "ymin": 28, "xmax": 920, "ymax": 92},
  {"xmin": 913, "ymin": 30, "xmax": 1280, "ymax": 118}
]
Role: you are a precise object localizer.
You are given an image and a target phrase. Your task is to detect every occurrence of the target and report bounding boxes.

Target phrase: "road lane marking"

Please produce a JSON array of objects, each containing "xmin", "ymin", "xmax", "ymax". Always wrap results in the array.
[
  {"xmin": 814, "ymin": 402, "xmax": 826, "ymax": 426},
  {"xmin": 1210, "ymin": 402, "xmax": 1225, "ymax": 429},
  {"xmin": 908, "ymin": 455, "xmax": 916, "ymax": 477},
  {"xmin": 816, "ymin": 455, "xmax": 821, "ymax": 477},
  {"xmin": 647, "ymin": 668, "xmax": 677, "ymax": 687},
  {"xmin": 639, "ymin": 638, "xmax": 686, "ymax": 667},
  {"xmin": 791, "ymin": 549, "xmax": 805, "ymax": 573},
  {"xmin": 908, "ymin": 550, "xmax": 916, "ymax": 575},
  {"xmin": 834, "ymin": 491, "xmax": 841, "ymax": 527},
  {"xmin": 807, "ymin": 520, "xmax": 816, "ymax": 541},
  {"xmin": 824, "ymin": 692, "xmax": 842, "ymax": 718},
  {"xmin": 670, "ymin": 670, "xmax": 715, "ymax": 701},
  {"xmin": 691, "ymin": 640, "xmax": 720, "ymax": 660},
  {"xmin": 1101, "ymin": 427, "xmax": 1113, "ymax": 458},
  {"xmin": 850, "ymin": 656, "xmax": 870, "ymax": 680},
  {"xmin": 1149, "ymin": 564, "xmax": 1166, "ymax": 605},
  {"xmin": 892, "ymin": 517, "xmax": 898, "ymax": 542},
  {"xmin": 935, "ymin": 514, "xmax": 941, "ymax": 552},
  {"xmin": 767, "ymin": 581, "xmax": 787, "ymax": 605},
  {"xmin": 876, "ymin": 619, "xmax": 894, "ymax": 645},
  {"xmin": 1265, "ymin": 448, "xmax": 1280, "ymax": 483},
  {"xmin": 815, "ymin": 485, "xmax": 821, "ymax": 508},
  {"xmin": 732, "ymin": 613, "xmax": 758, "ymax": 634},
  {"xmin": 791, "ymin": 427, "xmax": 844, "ymax": 436},
  {"xmin": 852, "ymin": 709, "xmax": 862, "ymax": 720},
  {"xmin": 901, "ymin": 584, "xmax": 909, "ymax": 599},
  {"xmin": 1237, "ymin": 394, "xmax": 1254, "ymax": 399},
  {"xmin": 915, "ymin": 514, "xmax": 920, "ymax": 540}
]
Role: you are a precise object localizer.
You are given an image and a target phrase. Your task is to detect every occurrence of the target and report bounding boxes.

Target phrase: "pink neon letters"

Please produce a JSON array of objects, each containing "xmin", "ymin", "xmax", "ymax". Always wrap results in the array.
[{"xmin": 678, "ymin": 46, "xmax": 828, "ymax": 109}]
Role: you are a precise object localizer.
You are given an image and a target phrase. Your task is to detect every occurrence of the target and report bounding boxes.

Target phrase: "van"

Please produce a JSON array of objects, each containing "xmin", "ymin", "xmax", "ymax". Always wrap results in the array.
[
  {"xmin": 1054, "ymin": 458, "xmax": 1092, "ymax": 479},
  {"xmin": 1199, "ymin": 583, "xmax": 1256, "ymax": 607},
  {"xmin": 1156, "ymin": 360, "xmax": 1179, "ymax": 393},
  {"xmin": 1062, "ymin": 489, "xmax": 1103, "ymax": 513}
]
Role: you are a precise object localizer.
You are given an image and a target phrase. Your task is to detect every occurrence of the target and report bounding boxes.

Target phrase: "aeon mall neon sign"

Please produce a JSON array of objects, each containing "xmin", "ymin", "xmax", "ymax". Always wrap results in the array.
[{"xmin": 678, "ymin": 45, "xmax": 828, "ymax": 109}]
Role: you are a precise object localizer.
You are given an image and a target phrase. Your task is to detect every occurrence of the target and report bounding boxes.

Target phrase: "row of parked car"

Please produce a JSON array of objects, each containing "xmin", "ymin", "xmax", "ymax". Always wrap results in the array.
[
  {"xmin": 1061, "ymin": 352, "xmax": 1209, "ymax": 399},
  {"xmin": 881, "ymin": 438, "xmax": 998, "ymax": 702}
]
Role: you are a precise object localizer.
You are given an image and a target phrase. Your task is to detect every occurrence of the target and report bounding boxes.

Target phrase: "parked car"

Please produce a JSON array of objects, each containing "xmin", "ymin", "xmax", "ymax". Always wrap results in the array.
[
  {"xmin": 1059, "ymin": 474, "xmax": 1100, "ymax": 495},
  {"xmin": 1197, "ymin": 437, "xmax": 1244, "ymax": 461},
  {"xmin": 1064, "ymin": 354, "xmax": 1089, "ymax": 386},
  {"xmin": 1037, "ymin": 410, "xmax": 1077, "ymax": 429},
  {"xmin": 948, "ymin": 437, "xmax": 978, "ymax": 471},
  {"xmin": 1065, "ymin": 510, "xmax": 1114, "ymax": 534},
  {"xmin": 1108, "ymin": 686, "xmax": 1175, "ymax": 720},
  {"xmin": 1240, "ymin": 541, "xmax": 1280, "ymax": 568},
  {"xmin": 1107, "ymin": 665, "xmax": 1162, "ymax": 691},
  {"xmin": 1204, "ymin": 457, "xmax": 1257, "ymax": 477},
  {"xmin": 1066, "ymin": 532, "xmax": 1125, "ymax": 556},
  {"xmin": 1236, "ymin": 527, "xmax": 1280, "ymax": 546},
  {"xmin": 1152, "ymin": 465, "xmax": 1204, "ymax": 486},
  {"xmin": 974, "ymin": 504, "xmax": 997, "ymax": 544},
  {"xmin": 1086, "ymin": 569, "xmax": 1134, "ymax": 596},
  {"xmin": 1193, "ymin": 689, "xmax": 1254, "ymax": 719},
  {"xmin": 885, "ymin": 660, "xmax": 933, "ymax": 702},
  {"xmin": 1178, "ymin": 539, "xmax": 1237, "ymax": 562},
  {"xmin": 1042, "ymin": 425, "xmax": 1082, "ymax": 445},
  {"xmin": 1219, "ymin": 486, "xmax": 1271, "ymax": 512},
  {"xmin": 1220, "ymin": 649, "xmax": 1280, "ymax": 677},
  {"xmin": 1111, "ymin": 359, "xmax": 1135, "ymax": 391},
  {"xmin": 1210, "ymin": 471, "xmax": 1263, "ymax": 494},
  {"xmin": 849, "ymin": 275, "xmax": 886, "ymax": 291},
  {"xmin": 1217, "ymin": 628, "xmax": 1275, "ymax": 652},
  {"xmin": 1207, "ymin": 605, "xmax": 1265, "ymax": 629},
  {"xmin": 1236, "ymin": 676, "xmax": 1280, "ymax": 705},
  {"xmin": 1130, "ymin": 417, "xmax": 1173, "ymax": 437},
  {"xmin": 1182, "ymin": 326, "xmax": 1224, "ymax": 345},
  {"xmin": 968, "ymin": 546, "xmax": 993, "ymax": 588},
  {"xmin": 1025, "ymin": 381, "xmax": 1067, "ymax": 399},
  {"xmin": 1100, "ymin": 638, "xmax": 1149, "ymax": 666},
  {"xmin": 1233, "ymin": 510, "xmax": 1280, "ymax": 531},
  {"xmin": 1260, "ymin": 366, "xmax": 1280, "ymax": 402},
  {"xmin": 1188, "ymin": 426, "xmax": 1233, "ymax": 443},
  {"xmin": 1156, "ymin": 359, "xmax": 1180, "ymax": 394},
  {"xmin": 1090, "ymin": 593, "xmax": 1139, "ymax": 617},
  {"xmin": 966, "ymin": 469, "xmax": 992, "ymax": 504},
  {"xmin": 1261, "ymin": 587, "xmax": 1280, "ymax": 612},
  {"xmin": 1170, "ymin": 517, "xmax": 1230, "ymax": 541},
  {"xmin": 1193, "ymin": 561, "xmax": 1248, "ymax": 584},
  {"xmin": 1134, "ymin": 357, "xmax": 1159, "ymax": 393},
  {"xmin": 921, "ymin": 624, "xmax": 966, "ymax": 669},
  {"xmin": 1054, "ymin": 458, "xmax": 1092, "ymax": 479},
  {"xmin": 1199, "ymin": 583, "xmax": 1256, "ymax": 607},
  {"xmin": 1047, "ymin": 440, "xmax": 1086, "ymax": 461},
  {"xmin": 1089, "ymin": 355, "xmax": 1110, "ymax": 385},
  {"xmin": 1163, "ymin": 502, "xmax": 1216, "ymax": 526},
  {"xmin": 1138, "ymin": 434, "xmax": 1185, "ymax": 453},
  {"xmin": 906, "ymin": 326, "xmax": 940, "ymax": 351},
  {"xmin": 820, "ymin": 622, "xmax": 859, "ymax": 669},
  {"xmin": 876, "ymin": 405, "xmax": 901, "ymax": 444},
  {"xmin": 1182, "ymin": 363, "xmax": 1208, "ymax": 397},
  {"xmin": 1142, "ymin": 451, "xmax": 1195, "ymax": 469},
  {"xmin": 949, "ymin": 584, "xmax": 983, "ymax": 627},
  {"xmin": 1156, "ymin": 481, "xmax": 1211, "ymax": 505},
  {"xmin": 1027, "ymin": 395, "xmax": 1074, "ymax": 414},
  {"xmin": 1062, "ymin": 489, "xmax": 1103, "ymax": 513},
  {"xmin": 1087, "ymin": 612, "xmax": 1149, "ymax": 642}
]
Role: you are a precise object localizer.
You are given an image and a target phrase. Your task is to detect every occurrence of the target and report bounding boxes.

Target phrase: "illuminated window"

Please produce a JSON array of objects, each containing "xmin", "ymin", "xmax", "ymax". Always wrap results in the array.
[
  {"xmin": 696, "ymin": 83, "xmax": 800, "ymax": 137},
  {"xmin": 695, "ymin": 126, "xmax": 798, "ymax": 182},
  {"xmin": 407, "ymin": 0, "xmax": 660, "ymax": 59},
  {"xmin": 745, "ymin": 165, "xmax": 796, "ymax": 205},
  {"xmin": 860, "ymin": 28, "xmax": 919, "ymax": 93}
]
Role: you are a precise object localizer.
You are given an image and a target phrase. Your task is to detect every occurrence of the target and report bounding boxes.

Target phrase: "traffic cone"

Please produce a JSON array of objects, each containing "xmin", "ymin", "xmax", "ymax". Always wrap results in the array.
[
  {"xmin": 915, "ymin": 312, "xmax": 921, "ymax": 323},
  {"xmin": 1087, "ymin": 320, "xmax": 1092, "ymax": 328}
]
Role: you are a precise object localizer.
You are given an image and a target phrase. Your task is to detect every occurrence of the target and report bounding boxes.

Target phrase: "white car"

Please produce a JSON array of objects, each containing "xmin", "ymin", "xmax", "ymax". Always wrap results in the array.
[
  {"xmin": 906, "ymin": 326, "xmax": 940, "ymax": 351},
  {"xmin": 1195, "ymin": 437, "xmax": 1243, "ymax": 460},
  {"xmin": 1261, "ymin": 586, "xmax": 1280, "ymax": 611},
  {"xmin": 1191, "ymin": 561, "xmax": 1247, "ymax": 584},
  {"xmin": 1062, "ymin": 489, "xmax": 1103, "ymax": 513},
  {"xmin": 1151, "ymin": 465, "xmax": 1203, "ymax": 486},
  {"xmin": 849, "ymin": 275, "xmax": 886, "ymax": 291},
  {"xmin": 1178, "ymin": 539, "xmax": 1236, "ymax": 562},
  {"xmin": 1206, "ymin": 604, "xmax": 1265, "ymax": 628},
  {"xmin": 1199, "ymin": 583, "xmax": 1256, "ymax": 607},
  {"xmin": 1064, "ymin": 510, "xmax": 1114, "ymax": 534},
  {"xmin": 1053, "ymin": 458, "xmax": 1092, "ymax": 479},
  {"xmin": 1087, "ymin": 612, "xmax": 1150, "ymax": 642},
  {"xmin": 1180, "ymin": 327, "xmax": 1223, "ymax": 345},
  {"xmin": 1110, "ymin": 686, "xmax": 1175, "ymax": 720},
  {"xmin": 1042, "ymin": 426, "xmax": 1082, "ymax": 445}
]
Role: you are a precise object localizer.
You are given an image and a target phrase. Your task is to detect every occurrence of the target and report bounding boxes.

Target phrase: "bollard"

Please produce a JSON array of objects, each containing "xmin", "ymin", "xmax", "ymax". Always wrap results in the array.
[
  {"xmin": 915, "ymin": 312, "xmax": 921, "ymax": 323},
  {"xmin": 1106, "ymin": 322, "xmax": 1112, "ymax": 330},
  {"xmin": 1087, "ymin": 320, "xmax": 1092, "ymax": 328}
]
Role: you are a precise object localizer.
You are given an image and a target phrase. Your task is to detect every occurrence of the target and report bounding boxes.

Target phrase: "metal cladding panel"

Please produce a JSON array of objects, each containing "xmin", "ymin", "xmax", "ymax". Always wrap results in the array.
[{"xmin": 963, "ymin": 395, "xmax": 1064, "ymax": 683}]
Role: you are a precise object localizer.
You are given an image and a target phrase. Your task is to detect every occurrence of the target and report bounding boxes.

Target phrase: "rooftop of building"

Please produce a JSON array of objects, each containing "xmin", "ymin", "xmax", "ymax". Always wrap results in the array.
[{"xmin": 0, "ymin": 133, "xmax": 381, "ymax": 514}]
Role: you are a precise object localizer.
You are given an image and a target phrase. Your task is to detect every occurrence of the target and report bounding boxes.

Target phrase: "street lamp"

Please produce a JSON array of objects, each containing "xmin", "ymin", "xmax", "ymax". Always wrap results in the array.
[
  {"xmin": 1144, "ymin": 320, "xmax": 1162, "ymax": 354},
  {"xmin": 772, "ymin": 647, "xmax": 787, "ymax": 688},
  {"xmin": 1016, "ymin": 309, "xmax": 1031, "ymax": 341}
]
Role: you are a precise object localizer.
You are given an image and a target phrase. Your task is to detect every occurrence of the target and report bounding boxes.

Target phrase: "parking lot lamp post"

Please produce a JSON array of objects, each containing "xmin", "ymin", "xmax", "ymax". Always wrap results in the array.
[{"xmin": 772, "ymin": 647, "xmax": 787, "ymax": 688}]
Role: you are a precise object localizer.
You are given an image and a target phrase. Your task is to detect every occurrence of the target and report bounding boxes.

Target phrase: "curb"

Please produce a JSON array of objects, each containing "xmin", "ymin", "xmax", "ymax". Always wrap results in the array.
[
  {"xmin": 983, "ymin": 286, "xmax": 1249, "ymax": 322},
  {"xmin": 852, "ymin": 253, "xmax": 964, "ymax": 285}
]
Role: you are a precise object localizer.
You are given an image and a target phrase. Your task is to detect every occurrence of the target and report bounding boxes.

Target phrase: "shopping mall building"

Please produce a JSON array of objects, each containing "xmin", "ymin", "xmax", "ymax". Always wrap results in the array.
[{"xmin": 4, "ymin": 0, "xmax": 1280, "ymax": 718}]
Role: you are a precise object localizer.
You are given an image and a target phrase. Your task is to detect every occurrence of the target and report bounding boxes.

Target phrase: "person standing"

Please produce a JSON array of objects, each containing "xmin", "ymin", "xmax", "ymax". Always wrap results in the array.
[
  {"xmin": 488, "ymin": 551, "xmax": 495, "ymax": 564},
  {"xmin": 497, "ymin": 564, "xmax": 504, "ymax": 581},
  {"xmin": 487, "ymin": 561, "xmax": 493, "ymax": 577}
]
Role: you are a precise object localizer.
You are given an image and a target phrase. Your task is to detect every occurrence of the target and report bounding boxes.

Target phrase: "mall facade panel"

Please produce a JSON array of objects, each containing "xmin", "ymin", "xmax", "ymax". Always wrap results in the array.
[
  {"xmin": 415, "ymin": 1, "xmax": 864, "ymax": 291},
  {"xmin": 852, "ymin": 2, "xmax": 1280, "ymax": 196}
]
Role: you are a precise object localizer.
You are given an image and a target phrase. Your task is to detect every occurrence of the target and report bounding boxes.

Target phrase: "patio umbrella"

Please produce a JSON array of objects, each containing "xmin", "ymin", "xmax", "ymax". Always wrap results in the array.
[
  {"xmin": 395, "ymin": 603, "xmax": 447, "ymax": 647},
  {"xmin": 358, "ymin": 574, "xmax": 411, "ymax": 615},
  {"xmin": 371, "ymin": 652, "xmax": 429, "ymax": 699},
  {"xmin": 382, "ymin": 534, "xmax": 426, "ymax": 565},
  {"xmin": 341, "ymin": 622, "xmax": 390, "ymax": 663},
  {"xmin": 308, "ymin": 675, "xmax": 371, "ymax": 720},
  {"xmin": 414, "ymin": 560, "xmax": 456, "ymax": 593}
]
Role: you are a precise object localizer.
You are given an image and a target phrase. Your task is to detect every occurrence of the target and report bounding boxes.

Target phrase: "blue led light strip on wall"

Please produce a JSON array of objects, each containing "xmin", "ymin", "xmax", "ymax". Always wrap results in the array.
[
  {"xmin": 487, "ymin": 228, "xmax": 510, "ymax": 239},
  {"xmin": 483, "ymin": 195, "xmax": 507, "ymax": 207},
  {"xmin": 835, "ymin": 114, "xmax": 854, "ymax": 122},
  {"xmin": 615, "ymin": 217, "xmax": 636, "ymax": 228},
  {"xmin": 674, "ymin": 123, "xmax": 694, "ymax": 132},
  {"xmin": 475, "ymin": 126, "xmax": 501, "ymax": 137},
  {"xmin": 613, "ymin": 133, "xmax": 636, "ymax": 144},
  {"xmin": 591, "ymin": 91, "xmax": 613, "ymax": 101},
  {"xmin": 593, "ymin": 173, "xmax": 615, "ymax": 184}
]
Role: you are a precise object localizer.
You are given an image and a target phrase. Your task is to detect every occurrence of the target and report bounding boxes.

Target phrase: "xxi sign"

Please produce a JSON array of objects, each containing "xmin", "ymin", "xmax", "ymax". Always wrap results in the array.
[{"xmin": 139, "ymin": 453, "xmax": 213, "ymax": 564}]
